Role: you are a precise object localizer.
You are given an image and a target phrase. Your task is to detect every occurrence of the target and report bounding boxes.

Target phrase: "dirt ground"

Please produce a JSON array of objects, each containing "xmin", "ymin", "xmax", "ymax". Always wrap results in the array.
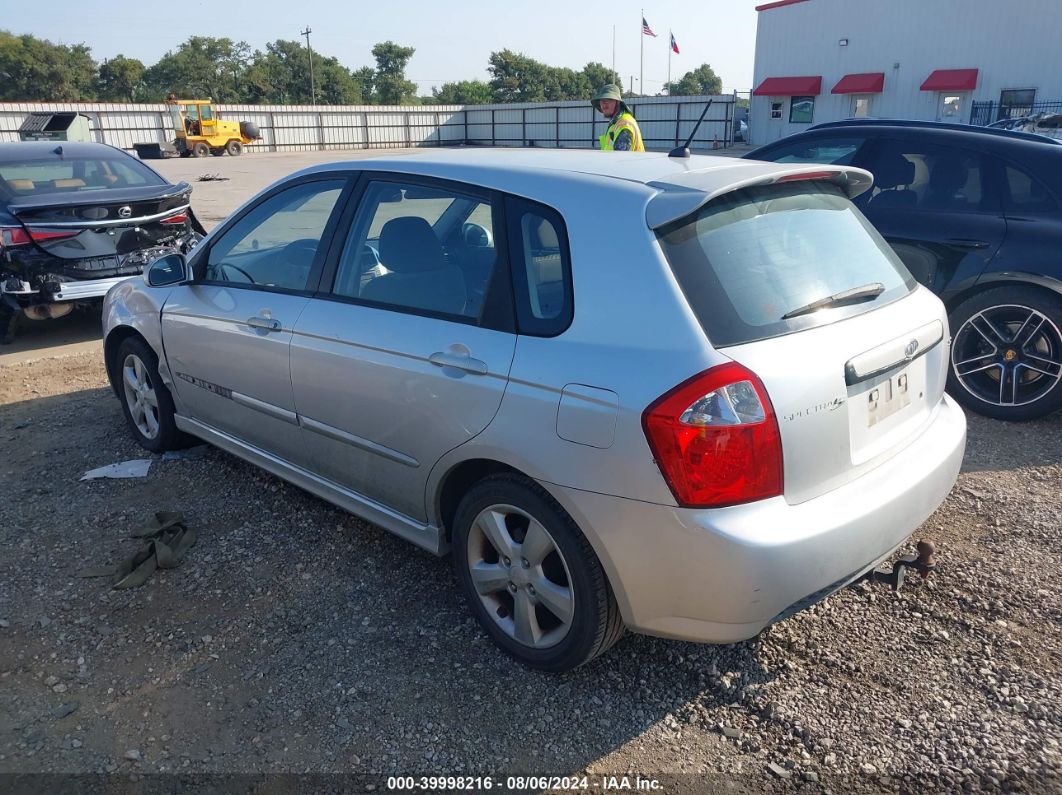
[{"xmin": 0, "ymin": 348, "xmax": 1059, "ymax": 794}]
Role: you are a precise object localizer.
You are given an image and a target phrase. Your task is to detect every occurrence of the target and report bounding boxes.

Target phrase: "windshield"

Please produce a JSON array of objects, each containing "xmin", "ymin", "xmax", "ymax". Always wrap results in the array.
[
  {"xmin": 658, "ymin": 181, "xmax": 916, "ymax": 347},
  {"xmin": 0, "ymin": 153, "xmax": 165, "ymax": 197}
]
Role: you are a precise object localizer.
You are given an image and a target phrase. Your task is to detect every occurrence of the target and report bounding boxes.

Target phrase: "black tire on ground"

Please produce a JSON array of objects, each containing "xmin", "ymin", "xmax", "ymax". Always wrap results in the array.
[
  {"xmin": 225, "ymin": 140, "xmax": 243, "ymax": 156},
  {"xmin": 0, "ymin": 304, "xmax": 18, "ymax": 345},
  {"xmin": 451, "ymin": 474, "xmax": 624, "ymax": 672},
  {"xmin": 112, "ymin": 335, "xmax": 194, "ymax": 453},
  {"xmin": 947, "ymin": 285, "xmax": 1062, "ymax": 421},
  {"xmin": 192, "ymin": 142, "xmax": 210, "ymax": 158}
]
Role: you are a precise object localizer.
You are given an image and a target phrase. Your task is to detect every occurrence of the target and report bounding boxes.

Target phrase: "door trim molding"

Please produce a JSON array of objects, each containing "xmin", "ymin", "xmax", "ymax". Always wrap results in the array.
[{"xmin": 300, "ymin": 415, "xmax": 419, "ymax": 468}]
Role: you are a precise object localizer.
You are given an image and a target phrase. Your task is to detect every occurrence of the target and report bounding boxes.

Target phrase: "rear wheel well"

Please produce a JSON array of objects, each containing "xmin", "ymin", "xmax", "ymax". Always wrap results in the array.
[
  {"xmin": 944, "ymin": 280, "xmax": 1062, "ymax": 314},
  {"xmin": 437, "ymin": 459, "xmax": 523, "ymax": 542}
]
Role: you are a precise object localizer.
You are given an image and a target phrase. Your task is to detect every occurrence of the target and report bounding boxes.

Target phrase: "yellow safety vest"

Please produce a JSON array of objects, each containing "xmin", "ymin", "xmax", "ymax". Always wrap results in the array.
[{"xmin": 600, "ymin": 111, "xmax": 645, "ymax": 152}]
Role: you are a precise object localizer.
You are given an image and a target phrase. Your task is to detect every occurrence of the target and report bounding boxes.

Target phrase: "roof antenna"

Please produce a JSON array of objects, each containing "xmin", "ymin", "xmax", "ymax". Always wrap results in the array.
[{"xmin": 669, "ymin": 99, "xmax": 714, "ymax": 159}]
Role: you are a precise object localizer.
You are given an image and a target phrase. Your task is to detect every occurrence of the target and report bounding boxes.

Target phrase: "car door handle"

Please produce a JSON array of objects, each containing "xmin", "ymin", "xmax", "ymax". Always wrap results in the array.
[
  {"xmin": 246, "ymin": 316, "xmax": 281, "ymax": 332},
  {"xmin": 947, "ymin": 238, "xmax": 990, "ymax": 249},
  {"xmin": 429, "ymin": 351, "xmax": 488, "ymax": 375}
]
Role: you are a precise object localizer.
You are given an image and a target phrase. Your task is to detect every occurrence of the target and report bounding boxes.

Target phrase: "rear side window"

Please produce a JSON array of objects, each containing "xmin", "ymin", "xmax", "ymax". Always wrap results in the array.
[
  {"xmin": 1004, "ymin": 165, "xmax": 1058, "ymax": 212},
  {"xmin": 658, "ymin": 182, "xmax": 915, "ymax": 347},
  {"xmin": 506, "ymin": 197, "xmax": 572, "ymax": 336}
]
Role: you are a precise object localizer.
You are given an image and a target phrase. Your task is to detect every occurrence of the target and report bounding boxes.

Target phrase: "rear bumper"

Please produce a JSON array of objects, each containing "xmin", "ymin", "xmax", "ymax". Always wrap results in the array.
[
  {"xmin": 547, "ymin": 394, "xmax": 966, "ymax": 644},
  {"xmin": 2, "ymin": 275, "xmax": 133, "ymax": 304}
]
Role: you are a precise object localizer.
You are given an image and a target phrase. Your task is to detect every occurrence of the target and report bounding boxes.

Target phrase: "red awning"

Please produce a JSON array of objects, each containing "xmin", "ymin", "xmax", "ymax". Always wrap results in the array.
[
  {"xmin": 832, "ymin": 72, "xmax": 885, "ymax": 94},
  {"xmin": 753, "ymin": 76, "xmax": 823, "ymax": 96},
  {"xmin": 920, "ymin": 69, "xmax": 978, "ymax": 91}
]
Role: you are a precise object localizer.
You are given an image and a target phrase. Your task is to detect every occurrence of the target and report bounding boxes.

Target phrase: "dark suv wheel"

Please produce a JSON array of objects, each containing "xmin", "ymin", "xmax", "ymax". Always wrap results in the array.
[{"xmin": 948, "ymin": 286, "xmax": 1062, "ymax": 420}]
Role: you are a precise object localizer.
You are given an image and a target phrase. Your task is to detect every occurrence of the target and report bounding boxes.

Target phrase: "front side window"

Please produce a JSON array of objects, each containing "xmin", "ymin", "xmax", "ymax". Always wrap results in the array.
[
  {"xmin": 658, "ymin": 181, "xmax": 915, "ymax": 347},
  {"xmin": 332, "ymin": 180, "xmax": 498, "ymax": 321},
  {"xmin": 204, "ymin": 179, "xmax": 345, "ymax": 291},
  {"xmin": 789, "ymin": 96, "xmax": 815, "ymax": 124}
]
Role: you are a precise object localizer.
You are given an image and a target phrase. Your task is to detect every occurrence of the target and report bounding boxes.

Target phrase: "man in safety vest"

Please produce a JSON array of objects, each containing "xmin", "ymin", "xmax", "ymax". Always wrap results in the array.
[{"xmin": 592, "ymin": 84, "xmax": 645, "ymax": 152}]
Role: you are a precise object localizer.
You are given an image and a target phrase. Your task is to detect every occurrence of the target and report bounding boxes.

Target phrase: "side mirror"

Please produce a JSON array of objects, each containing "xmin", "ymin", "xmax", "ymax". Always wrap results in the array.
[
  {"xmin": 146, "ymin": 253, "xmax": 189, "ymax": 287},
  {"xmin": 462, "ymin": 222, "xmax": 494, "ymax": 248}
]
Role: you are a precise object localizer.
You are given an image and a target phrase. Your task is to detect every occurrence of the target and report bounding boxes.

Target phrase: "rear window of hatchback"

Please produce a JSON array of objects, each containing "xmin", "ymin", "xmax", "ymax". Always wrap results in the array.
[{"xmin": 658, "ymin": 181, "xmax": 917, "ymax": 347}]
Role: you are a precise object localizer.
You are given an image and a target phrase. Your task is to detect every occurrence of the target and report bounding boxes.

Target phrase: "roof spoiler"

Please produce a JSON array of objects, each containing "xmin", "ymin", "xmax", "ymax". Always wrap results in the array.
[{"xmin": 645, "ymin": 166, "xmax": 874, "ymax": 229}]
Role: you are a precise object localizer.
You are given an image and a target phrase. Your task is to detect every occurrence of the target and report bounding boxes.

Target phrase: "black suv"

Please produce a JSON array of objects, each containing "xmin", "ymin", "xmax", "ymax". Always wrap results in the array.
[{"xmin": 747, "ymin": 119, "xmax": 1062, "ymax": 421}]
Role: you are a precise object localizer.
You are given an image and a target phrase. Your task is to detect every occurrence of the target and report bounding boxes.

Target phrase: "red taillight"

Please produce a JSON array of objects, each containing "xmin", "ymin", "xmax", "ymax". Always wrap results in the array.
[
  {"xmin": 775, "ymin": 170, "xmax": 839, "ymax": 183},
  {"xmin": 642, "ymin": 362, "xmax": 783, "ymax": 508},
  {"xmin": 0, "ymin": 226, "xmax": 31, "ymax": 248},
  {"xmin": 160, "ymin": 213, "xmax": 188, "ymax": 226},
  {"xmin": 27, "ymin": 228, "xmax": 79, "ymax": 243}
]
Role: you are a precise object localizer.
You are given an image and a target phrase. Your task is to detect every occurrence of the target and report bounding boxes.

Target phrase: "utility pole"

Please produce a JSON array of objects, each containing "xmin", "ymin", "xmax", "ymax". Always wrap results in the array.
[
  {"xmin": 611, "ymin": 25, "xmax": 616, "ymax": 79},
  {"xmin": 667, "ymin": 30, "xmax": 672, "ymax": 95},
  {"xmin": 629, "ymin": 75, "xmax": 634, "ymax": 94},
  {"xmin": 300, "ymin": 26, "xmax": 316, "ymax": 106},
  {"xmin": 639, "ymin": 9, "xmax": 643, "ymax": 98}
]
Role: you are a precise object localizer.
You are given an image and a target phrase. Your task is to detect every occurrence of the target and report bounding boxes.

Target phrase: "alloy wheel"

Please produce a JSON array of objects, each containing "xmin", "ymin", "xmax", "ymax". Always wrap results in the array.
[
  {"xmin": 122, "ymin": 353, "xmax": 161, "ymax": 439},
  {"xmin": 465, "ymin": 503, "xmax": 575, "ymax": 649},
  {"xmin": 952, "ymin": 304, "xmax": 1062, "ymax": 408}
]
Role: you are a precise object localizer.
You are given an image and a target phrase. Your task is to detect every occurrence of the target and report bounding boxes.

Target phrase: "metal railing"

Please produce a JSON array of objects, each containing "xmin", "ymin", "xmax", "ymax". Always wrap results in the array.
[
  {"xmin": 0, "ymin": 95, "xmax": 736, "ymax": 154},
  {"xmin": 970, "ymin": 100, "xmax": 1062, "ymax": 126}
]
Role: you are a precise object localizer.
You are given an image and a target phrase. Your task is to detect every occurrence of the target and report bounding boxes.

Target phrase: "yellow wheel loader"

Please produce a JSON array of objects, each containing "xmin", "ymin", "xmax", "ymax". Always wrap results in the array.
[{"xmin": 134, "ymin": 97, "xmax": 260, "ymax": 159}]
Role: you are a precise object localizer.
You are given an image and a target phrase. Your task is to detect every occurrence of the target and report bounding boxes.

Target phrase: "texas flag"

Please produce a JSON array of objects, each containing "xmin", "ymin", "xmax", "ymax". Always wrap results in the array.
[
  {"xmin": 642, "ymin": 17, "xmax": 657, "ymax": 37},
  {"xmin": 670, "ymin": 32, "xmax": 680, "ymax": 54}
]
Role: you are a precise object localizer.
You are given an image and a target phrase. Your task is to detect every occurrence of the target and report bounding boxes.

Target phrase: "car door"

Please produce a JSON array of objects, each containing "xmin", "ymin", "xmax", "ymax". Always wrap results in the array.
[
  {"xmin": 289, "ymin": 176, "xmax": 517, "ymax": 522},
  {"xmin": 854, "ymin": 135, "xmax": 1006, "ymax": 299},
  {"xmin": 162, "ymin": 175, "xmax": 351, "ymax": 465}
]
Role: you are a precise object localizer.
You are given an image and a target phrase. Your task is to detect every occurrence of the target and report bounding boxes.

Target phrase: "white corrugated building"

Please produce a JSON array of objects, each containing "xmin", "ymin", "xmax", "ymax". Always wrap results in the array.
[{"xmin": 749, "ymin": 0, "xmax": 1062, "ymax": 145}]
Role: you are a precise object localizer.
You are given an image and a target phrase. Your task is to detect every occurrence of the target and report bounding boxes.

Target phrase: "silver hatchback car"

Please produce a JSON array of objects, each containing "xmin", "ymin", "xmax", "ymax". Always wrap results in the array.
[{"xmin": 103, "ymin": 150, "xmax": 966, "ymax": 671}]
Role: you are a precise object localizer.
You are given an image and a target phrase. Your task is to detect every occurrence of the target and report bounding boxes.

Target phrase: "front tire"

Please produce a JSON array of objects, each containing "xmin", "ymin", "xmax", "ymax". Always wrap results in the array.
[
  {"xmin": 192, "ymin": 142, "xmax": 210, "ymax": 158},
  {"xmin": 225, "ymin": 140, "xmax": 243, "ymax": 156},
  {"xmin": 948, "ymin": 286, "xmax": 1062, "ymax": 421},
  {"xmin": 451, "ymin": 475, "xmax": 624, "ymax": 672},
  {"xmin": 113, "ymin": 336, "xmax": 191, "ymax": 453}
]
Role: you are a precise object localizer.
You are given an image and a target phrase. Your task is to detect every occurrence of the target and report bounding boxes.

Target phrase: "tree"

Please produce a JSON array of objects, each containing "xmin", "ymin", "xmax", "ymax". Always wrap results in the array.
[
  {"xmin": 488, "ymin": 50, "xmax": 549, "ymax": 103},
  {"xmin": 96, "ymin": 55, "xmax": 144, "ymax": 102},
  {"xmin": 241, "ymin": 39, "xmax": 364, "ymax": 105},
  {"xmin": 0, "ymin": 31, "xmax": 96, "ymax": 101},
  {"xmin": 580, "ymin": 62, "xmax": 622, "ymax": 95},
  {"xmin": 430, "ymin": 80, "xmax": 492, "ymax": 105},
  {"xmin": 142, "ymin": 36, "xmax": 250, "ymax": 102},
  {"xmin": 371, "ymin": 41, "xmax": 417, "ymax": 105},
  {"xmin": 352, "ymin": 67, "xmax": 376, "ymax": 104},
  {"xmin": 666, "ymin": 64, "xmax": 723, "ymax": 97}
]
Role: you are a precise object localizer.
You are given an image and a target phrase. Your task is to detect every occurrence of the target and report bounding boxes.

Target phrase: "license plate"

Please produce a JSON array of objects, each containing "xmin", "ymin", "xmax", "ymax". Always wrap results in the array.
[{"xmin": 866, "ymin": 369, "xmax": 911, "ymax": 427}]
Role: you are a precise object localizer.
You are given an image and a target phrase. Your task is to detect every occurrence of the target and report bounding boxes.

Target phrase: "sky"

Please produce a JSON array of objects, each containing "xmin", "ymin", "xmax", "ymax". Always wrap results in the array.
[{"xmin": 4, "ymin": 0, "xmax": 764, "ymax": 95}]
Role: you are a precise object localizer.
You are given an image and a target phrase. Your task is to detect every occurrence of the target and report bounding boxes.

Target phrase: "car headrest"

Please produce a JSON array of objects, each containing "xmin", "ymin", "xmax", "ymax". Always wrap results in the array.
[
  {"xmin": 7, "ymin": 179, "xmax": 35, "ymax": 191},
  {"xmin": 51, "ymin": 178, "xmax": 86, "ymax": 189},
  {"xmin": 872, "ymin": 153, "xmax": 915, "ymax": 190},
  {"xmin": 379, "ymin": 217, "xmax": 446, "ymax": 273}
]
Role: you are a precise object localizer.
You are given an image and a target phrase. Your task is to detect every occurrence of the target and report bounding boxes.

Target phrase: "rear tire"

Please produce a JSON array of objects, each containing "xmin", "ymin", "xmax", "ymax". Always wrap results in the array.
[
  {"xmin": 451, "ymin": 474, "xmax": 624, "ymax": 672},
  {"xmin": 947, "ymin": 286, "xmax": 1062, "ymax": 421},
  {"xmin": 225, "ymin": 140, "xmax": 243, "ymax": 156},
  {"xmin": 112, "ymin": 336, "xmax": 193, "ymax": 453},
  {"xmin": 192, "ymin": 142, "xmax": 210, "ymax": 158}
]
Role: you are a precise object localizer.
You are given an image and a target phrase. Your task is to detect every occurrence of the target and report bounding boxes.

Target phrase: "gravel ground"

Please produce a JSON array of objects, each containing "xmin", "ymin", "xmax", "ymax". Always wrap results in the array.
[{"xmin": 0, "ymin": 351, "xmax": 1059, "ymax": 793}]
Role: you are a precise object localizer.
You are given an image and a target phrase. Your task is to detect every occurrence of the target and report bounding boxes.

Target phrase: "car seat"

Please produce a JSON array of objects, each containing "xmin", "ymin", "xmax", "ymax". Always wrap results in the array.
[
  {"xmin": 867, "ymin": 153, "xmax": 917, "ymax": 209},
  {"xmin": 361, "ymin": 217, "xmax": 467, "ymax": 315}
]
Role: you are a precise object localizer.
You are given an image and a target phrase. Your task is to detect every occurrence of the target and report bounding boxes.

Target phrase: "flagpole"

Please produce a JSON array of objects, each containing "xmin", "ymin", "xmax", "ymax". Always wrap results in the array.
[
  {"xmin": 639, "ymin": 9, "xmax": 643, "ymax": 97},
  {"xmin": 612, "ymin": 25, "xmax": 616, "ymax": 78},
  {"xmin": 667, "ymin": 30, "xmax": 672, "ymax": 95}
]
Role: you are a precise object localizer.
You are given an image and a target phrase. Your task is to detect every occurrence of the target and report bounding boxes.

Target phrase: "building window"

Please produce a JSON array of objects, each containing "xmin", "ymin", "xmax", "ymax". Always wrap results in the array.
[
  {"xmin": 770, "ymin": 101, "xmax": 783, "ymax": 119},
  {"xmin": 999, "ymin": 88, "xmax": 1036, "ymax": 119},
  {"xmin": 939, "ymin": 94, "xmax": 965, "ymax": 121},
  {"xmin": 789, "ymin": 96, "xmax": 815, "ymax": 124},
  {"xmin": 852, "ymin": 96, "xmax": 871, "ymax": 118}
]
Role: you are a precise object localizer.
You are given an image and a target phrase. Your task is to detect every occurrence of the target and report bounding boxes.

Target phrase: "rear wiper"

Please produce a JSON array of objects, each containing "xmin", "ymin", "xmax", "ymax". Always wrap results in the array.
[{"xmin": 782, "ymin": 282, "xmax": 885, "ymax": 320}]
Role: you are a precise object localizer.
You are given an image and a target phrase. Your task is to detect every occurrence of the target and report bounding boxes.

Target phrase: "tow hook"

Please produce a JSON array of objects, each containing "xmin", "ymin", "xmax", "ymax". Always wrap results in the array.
[{"xmin": 863, "ymin": 540, "xmax": 937, "ymax": 592}]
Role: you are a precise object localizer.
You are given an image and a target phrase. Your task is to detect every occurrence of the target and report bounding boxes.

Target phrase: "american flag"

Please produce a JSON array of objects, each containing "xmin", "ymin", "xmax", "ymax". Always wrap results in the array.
[
  {"xmin": 642, "ymin": 17, "xmax": 657, "ymax": 37},
  {"xmin": 671, "ymin": 32, "xmax": 680, "ymax": 54}
]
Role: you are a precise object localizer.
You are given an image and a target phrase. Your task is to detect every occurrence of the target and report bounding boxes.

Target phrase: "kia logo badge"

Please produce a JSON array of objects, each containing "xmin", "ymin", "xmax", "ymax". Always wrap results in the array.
[
  {"xmin": 904, "ymin": 340, "xmax": 919, "ymax": 359},
  {"xmin": 118, "ymin": 206, "xmax": 132, "ymax": 219}
]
